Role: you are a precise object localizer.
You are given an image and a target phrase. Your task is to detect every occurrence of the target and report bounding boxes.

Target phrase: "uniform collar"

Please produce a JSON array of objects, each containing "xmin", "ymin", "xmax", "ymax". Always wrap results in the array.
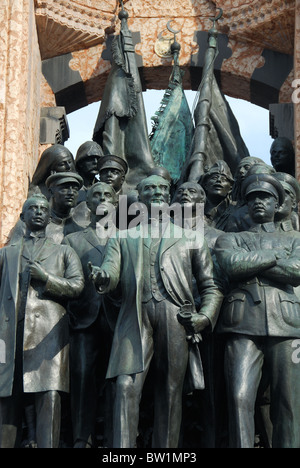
[
  {"xmin": 277, "ymin": 219, "xmax": 294, "ymax": 232},
  {"xmin": 250, "ymin": 222, "xmax": 276, "ymax": 233}
]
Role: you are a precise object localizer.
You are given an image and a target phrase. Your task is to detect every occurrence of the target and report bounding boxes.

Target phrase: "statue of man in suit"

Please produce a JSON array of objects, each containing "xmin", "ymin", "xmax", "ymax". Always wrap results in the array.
[
  {"xmin": 89, "ymin": 175, "xmax": 223, "ymax": 448},
  {"xmin": 214, "ymin": 173, "xmax": 300, "ymax": 448},
  {"xmin": 63, "ymin": 182, "xmax": 120, "ymax": 448},
  {"xmin": 0, "ymin": 194, "xmax": 84, "ymax": 448}
]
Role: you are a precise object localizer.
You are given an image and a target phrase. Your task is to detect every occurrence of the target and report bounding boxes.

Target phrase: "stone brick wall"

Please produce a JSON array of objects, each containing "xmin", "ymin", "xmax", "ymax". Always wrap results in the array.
[{"xmin": 0, "ymin": 0, "xmax": 42, "ymax": 246}]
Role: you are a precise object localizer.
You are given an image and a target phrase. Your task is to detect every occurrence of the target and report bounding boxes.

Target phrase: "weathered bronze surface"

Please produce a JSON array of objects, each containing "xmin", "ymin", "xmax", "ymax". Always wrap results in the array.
[
  {"xmin": 0, "ymin": 2, "xmax": 299, "ymax": 450},
  {"xmin": 0, "ymin": 194, "xmax": 84, "ymax": 447}
]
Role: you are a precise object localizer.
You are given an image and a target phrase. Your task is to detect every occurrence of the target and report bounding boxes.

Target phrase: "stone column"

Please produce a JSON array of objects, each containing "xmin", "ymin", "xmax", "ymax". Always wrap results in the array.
[
  {"xmin": 0, "ymin": 0, "xmax": 42, "ymax": 246},
  {"xmin": 295, "ymin": 0, "xmax": 300, "ymax": 180}
]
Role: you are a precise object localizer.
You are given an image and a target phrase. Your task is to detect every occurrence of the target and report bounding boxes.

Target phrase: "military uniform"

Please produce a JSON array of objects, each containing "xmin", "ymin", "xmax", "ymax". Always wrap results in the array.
[{"xmin": 215, "ymin": 173, "xmax": 300, "ymax": 448}]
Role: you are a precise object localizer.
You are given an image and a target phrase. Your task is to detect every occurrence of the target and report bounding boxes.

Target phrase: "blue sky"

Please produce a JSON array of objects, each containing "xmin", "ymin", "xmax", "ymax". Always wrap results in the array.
[{"xmin": 65, "ymin": 89, "xmax": 274, "ymax": 167}]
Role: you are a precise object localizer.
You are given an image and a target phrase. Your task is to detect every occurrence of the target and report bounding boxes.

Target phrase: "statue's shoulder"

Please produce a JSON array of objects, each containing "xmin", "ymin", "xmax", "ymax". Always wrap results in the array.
[{"xmin": 63, "ymin": 228, "xmax": 89, "ymax": 244}]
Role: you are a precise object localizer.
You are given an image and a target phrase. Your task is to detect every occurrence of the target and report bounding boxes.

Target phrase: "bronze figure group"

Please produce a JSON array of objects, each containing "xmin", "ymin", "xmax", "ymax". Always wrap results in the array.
[
  {"xmin": 0, "ymin": 136, "xmax": 299, "ymax": 449},
  {"xmin": 0, "ymin": 3, "xmax": 299, "ymax": 450}
]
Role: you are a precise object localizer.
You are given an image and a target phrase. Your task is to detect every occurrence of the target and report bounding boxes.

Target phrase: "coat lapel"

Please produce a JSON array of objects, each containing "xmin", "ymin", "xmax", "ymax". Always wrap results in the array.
[
  {"xmin": 127, "ymin": 226, "xmax": 143, "ymax": 284},
  {"xmin": 159, "ymin": 222, "xmax": 182, "ymax": 260},
  {"xmin": 84, "ymin": 228, "xmax": 106, "ymax": 255},
  {"xmin": 6, "ymin": 240, "xmax": 23, "ymax": 302},
  {"xmin": 32, "ymin": 238, "xmax": 57, "ymax": 262}
]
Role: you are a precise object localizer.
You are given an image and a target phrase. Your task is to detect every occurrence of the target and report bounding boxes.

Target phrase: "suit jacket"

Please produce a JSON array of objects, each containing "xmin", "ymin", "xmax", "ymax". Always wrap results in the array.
[
  {"xmin": 98, "ymin": 222, "xmax": 223, "ymax": 379},
  {"xmin": 0, "ymin": 237, "xmax": 84, "ymax": 397},
  {"xmin": 63, "ymin": 227, "xmax": 120, "ymax": 331},
  {"xmin": 215, "ymin": 223, "xmax": 300, "ymax": 337}
]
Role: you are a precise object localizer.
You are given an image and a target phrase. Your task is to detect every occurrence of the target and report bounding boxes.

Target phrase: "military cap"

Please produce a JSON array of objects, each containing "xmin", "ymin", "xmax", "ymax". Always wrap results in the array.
[
  {"xmin": 45, "ymin": 171, "xmax": 83, "ymax": 189},
  {"xmin": 273, "ymin": 172, "xmax": 300, "ymax": 203},
  {"xmin": 241, "ymin": 173, "xmax": 285, "ymax": 206},
  {"xmin": 97, "ymin": 155, "xmax": 128, "ymax": 174},
  {"xmin": 75, "ymin": 141, "xmax": 104, "ymax": 169}
]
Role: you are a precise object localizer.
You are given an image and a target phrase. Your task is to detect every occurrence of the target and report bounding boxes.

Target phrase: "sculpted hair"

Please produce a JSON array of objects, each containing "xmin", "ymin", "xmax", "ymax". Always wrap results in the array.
[
  {"xmin": 136, "ymin": 175, "xmax": 171, "ymax": 195},
  {"xmin": 22, "ymin": 193, "xmax": 49, "ymax": 213},
  {"xmin": 86, "ymin": 182, "xmax": 118, "ymax": 204}
]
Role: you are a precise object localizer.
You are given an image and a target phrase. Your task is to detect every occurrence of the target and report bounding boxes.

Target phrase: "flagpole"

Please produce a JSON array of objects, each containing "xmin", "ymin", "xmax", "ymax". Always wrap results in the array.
[{"xmin": 187, "ymin": 8, "xmax": 223, "ymax": 182}]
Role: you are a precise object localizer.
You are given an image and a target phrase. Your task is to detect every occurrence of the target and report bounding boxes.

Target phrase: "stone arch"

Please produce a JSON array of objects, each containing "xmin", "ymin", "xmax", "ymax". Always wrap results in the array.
[{"xmin": 38, "ymin": 0, "xmax": 295, "ymax": 114}]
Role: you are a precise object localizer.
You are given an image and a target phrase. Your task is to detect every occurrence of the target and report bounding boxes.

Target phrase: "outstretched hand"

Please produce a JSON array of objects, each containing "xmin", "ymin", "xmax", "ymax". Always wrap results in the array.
[{"xmin": 87, "ymin": 261, "xmax": 110, "ymax": 288}]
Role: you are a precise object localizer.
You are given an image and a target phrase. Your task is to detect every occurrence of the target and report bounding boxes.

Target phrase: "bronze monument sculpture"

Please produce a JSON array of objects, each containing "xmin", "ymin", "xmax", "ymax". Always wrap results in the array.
[
  {"xmin": 214, "ymin": 173, "xmax": 300, "ymax": 448},
  {"xmin": 63, "ymin": 182, "xmax": 120, "ymax": 448},
  {"xmin": 0, "ymin": 194, "xmax": 84, "ymax": 448},
  {"xmin": 7, "ymin": 172, "xmax": 84, "ymax": 245},
  {"xmin": 75, "ymin": 141, "xmax": 104, "ymax": 196},
  {"xmin": 45, "ymin": 172, "xmax": 84, "ymax": 243},
  {"xmin": 71, "ymin": 141, "xmax": 105, "ymax": 229},
  {"xmin": 97, "ymin": 154, "xmax": 128, "ymax": 196},
  {"xmin": 28, "ymin": 144, "xmax": 76, "ymax": 200},
  {"xmin": 270, "ymin": 137, "xmax": 296, "ymax": 177},
  {"xmin": 88, "ymin": 175, "xmax": 223, "ymax": 448},
  {"xmin": 200, "ymin": 160, "xmax": 234, "ymax": 230},
  {"xmin": 1, "ymin": 0, "xmax": 299, "ymax": 450}
]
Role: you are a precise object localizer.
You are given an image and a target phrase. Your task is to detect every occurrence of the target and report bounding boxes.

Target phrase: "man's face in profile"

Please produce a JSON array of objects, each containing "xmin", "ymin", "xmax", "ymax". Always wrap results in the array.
[{"xmin": 270, "ymin": 141, "xmax": 293, "ymax": 172}]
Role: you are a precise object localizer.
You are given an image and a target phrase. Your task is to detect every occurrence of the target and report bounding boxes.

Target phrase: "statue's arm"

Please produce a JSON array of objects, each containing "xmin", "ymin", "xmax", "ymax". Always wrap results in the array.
[
  {"xmin": 259, "ymin": 240, "xmax": 300, "ymax": 287},
  {"xmin": 43, "ymin": 247, "xmax": 84, "ymax": 299},
  {"xmin": 90, "ymin": 236, "xmax": 121, "ymax": 294},
  {"xmin": 192, "ymin": 238, "xmax": 224, "ymax": 330},
  {"xmin": 214, "ymin": 233, "xmax": 277, "ymax": 281}
]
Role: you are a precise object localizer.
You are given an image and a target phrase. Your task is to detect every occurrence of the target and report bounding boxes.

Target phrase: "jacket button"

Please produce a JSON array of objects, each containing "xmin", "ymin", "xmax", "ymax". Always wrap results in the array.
[
  {"xmin": 35, "ymin": 313, "xmax": 40, "ymax": 318},
  {"xmin": 7, "ymin": 296, "xmax": 12, "ymax": 300}
]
